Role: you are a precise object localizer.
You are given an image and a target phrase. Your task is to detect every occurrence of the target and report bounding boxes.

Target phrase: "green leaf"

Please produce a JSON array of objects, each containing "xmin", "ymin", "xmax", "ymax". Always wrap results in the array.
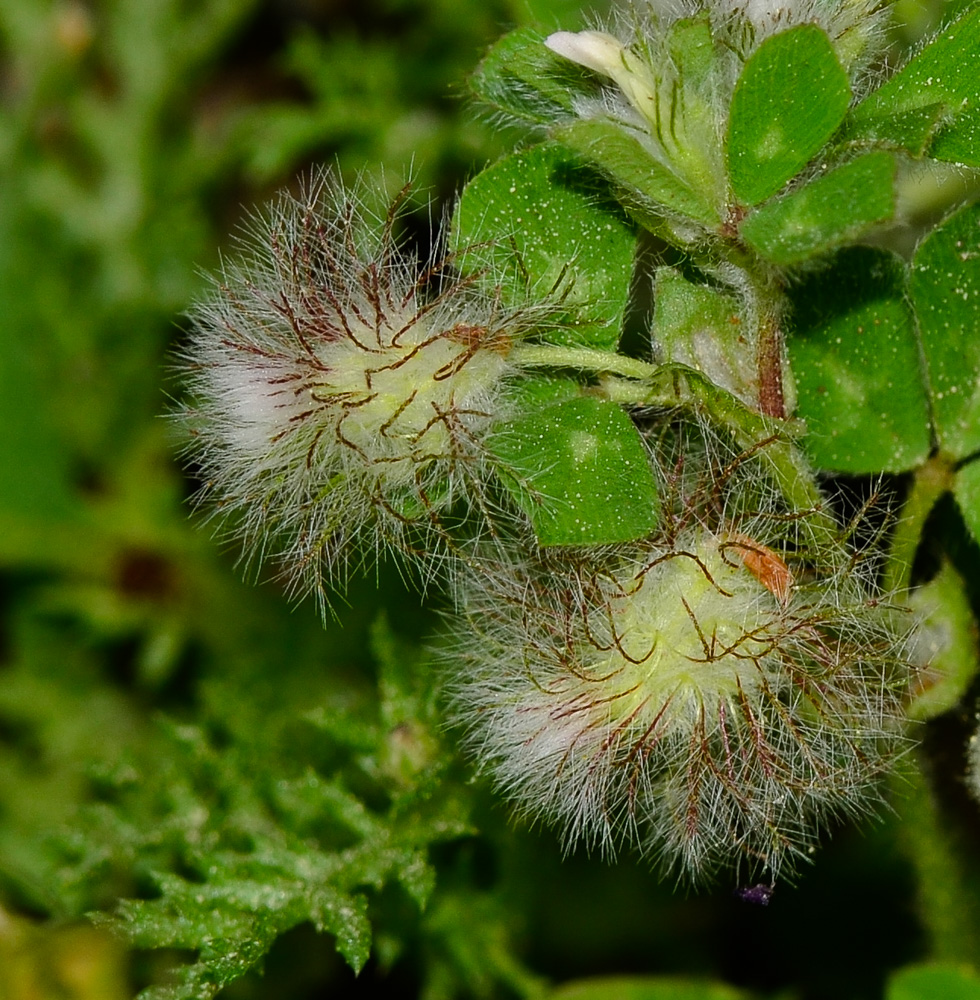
[
  {"xmin": 907, "ymin": 561, "xmax": 980, "ymax": 721},
  {"xmin": 955, "ymin": 458, "xmax": 980, "ymax": 544},
  {"xmin": 488, "ymin": 396, "xmax": 659, "ymax": 546},
  {"xmin": 451, "ymin": 144, "xmax": 637, "ymax": 351},
  {"xmin": 788, "ymin": 247, "xmax": 931, "ymax": 472},
  {"xmin": 932, "ymin": 113, "xmax": 980, "ymax": 165},
  {"xmin": 910, "ymin": 199, "xmax": 980, "ymax": 459},
  {"xmin": 842, "ymin": 102, "xmax": 949, "ymax": 157},
  {"xmin": 727, "ymin": 25, "xmax": 851, "ymax": 205},
  {"xmin": 887, "ymin": 963, "xmax": 980, "ymax": 1000},
  {"xmin": 553, "ymin": 120, "xmax": 720, "ymax": 226},
  {"xmin": 551, "ymin": 976, "xmax": 755, "ymax": 1000},
  {"xmin": 652, "ymin": 269, "xmax": 755, "ymax": 405},
  {"xmin": 848, "ymin": 7, "xmax": 980, "ymax": 165},
  {"xmin": 739, "ymin": 152, "xmax": 896, "ymax": 266},
  {"xmin": 469, "ymin": 27, "xmax": 580, "ymax": 125}
]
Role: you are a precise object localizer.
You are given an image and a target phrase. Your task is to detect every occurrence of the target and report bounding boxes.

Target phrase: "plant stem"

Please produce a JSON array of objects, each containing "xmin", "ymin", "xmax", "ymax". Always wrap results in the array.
[
  {"xmin": 757, "ymin": 311, "xmax": 786, "ymax": 419},
  {"xmin": 510, "ymin": 344, "xmax": 658, "ymax": 381},
  {"xmin": 892, "ymin": 754, "xmax": 980, "ymax": 967},
  {"xmin": 602, "ymin": 365, "xmax": 838, "ymax": 541},
  {"xmin": 884, "ymin": 454, "xmax": 954, "ymax": 595}
]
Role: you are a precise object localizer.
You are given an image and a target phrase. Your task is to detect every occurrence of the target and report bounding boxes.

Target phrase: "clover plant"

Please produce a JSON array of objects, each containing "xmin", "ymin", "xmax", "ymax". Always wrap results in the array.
[{"xmin": 5, "ymin": 0, "xmax": 980, "ymax": 998}]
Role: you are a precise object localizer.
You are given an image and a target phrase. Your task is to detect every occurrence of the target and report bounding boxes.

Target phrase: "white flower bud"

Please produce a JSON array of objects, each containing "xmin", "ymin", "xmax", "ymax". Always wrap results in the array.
[{"xmin": 545, "ymin": 29, "xmax": 658, "ymax": 121}]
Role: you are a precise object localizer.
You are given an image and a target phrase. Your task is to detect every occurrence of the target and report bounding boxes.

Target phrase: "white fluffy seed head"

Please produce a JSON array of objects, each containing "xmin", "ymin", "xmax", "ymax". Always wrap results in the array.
[
  {"xmin": 178, "ymin": 174, "xmax": 538, "ymax": 608},
  {"xmin": 445, "ymin": 426, "xmax": 915, "ymax": 884}
]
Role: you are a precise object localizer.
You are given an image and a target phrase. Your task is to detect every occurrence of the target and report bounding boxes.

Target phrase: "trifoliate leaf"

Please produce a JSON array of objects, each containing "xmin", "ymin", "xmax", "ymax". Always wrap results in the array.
[
  {"xmin": 788, "ymin": 247, "xmax": 931, "ymax": 473},
  {"xmin": 451, "ymin": 143, "xmax": 636, "ymax": 351},
  {"xmin": 488, "ymin": 396, "xmax": 659, "ymax": 546},
  {"xmin": 727, "ymin": 25, "xmax": 851, "ymax": 206},
  {"xmin": 910, "ymin": 199, "xmax": 980, "ymax": 459},
  {"xmin": 739, "ymin": 152, "xmax": 896, "ymax": 265}
]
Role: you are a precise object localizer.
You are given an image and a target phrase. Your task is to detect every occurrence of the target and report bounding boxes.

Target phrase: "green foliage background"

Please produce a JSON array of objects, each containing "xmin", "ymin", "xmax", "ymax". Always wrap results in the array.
[{"xmin": 1, "ymin": 1, "xmax": 980, "ymax": 998}]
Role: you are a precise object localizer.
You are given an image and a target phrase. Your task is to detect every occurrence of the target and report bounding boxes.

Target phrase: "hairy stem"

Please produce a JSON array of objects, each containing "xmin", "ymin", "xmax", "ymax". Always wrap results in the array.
[
  {"xmin": 602, "ymin": 365, "xmax": 837, "ymax": 541},
  {"xmin": 510, "ymin": 344, "xmax": 658, "ymax": 380},
  {"xmin": 757, "ymin": 311, "xmax": 786, "ymax": 419}
]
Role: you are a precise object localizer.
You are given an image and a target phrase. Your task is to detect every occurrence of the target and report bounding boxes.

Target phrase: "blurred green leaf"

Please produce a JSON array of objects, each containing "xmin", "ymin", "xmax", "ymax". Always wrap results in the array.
[
  {"xmin": 907, "ymin": 560, "xmax": 980, "ymax": 720},
  {"xmin": 73, "ymin": 612, "xmax": 473, "ymax": 999},
  {"xmin": 887, "ymin": 963, "xmax": 980, "ymax": 1000},
  {"xmin": 910, "ymin": 199, "xmax": 980, "ymax": 459},
  {"xmin": 788, "ymin": 247, "xmax": 931, "ymax": 472},
  {"xmin": 488, "ymin": 396, "xmax": 659, "ymax": 546},
  {"xmin": 551, "ymin": 976, "xmax": 756, "ymax": 1000},
  {"xmin": 739, "ymin": 152, "xmax": 896, "ymax": 265},
  {"xmin": 727, "ymin": 25, "xmax": 850, "ymax": 205},
  {"xmin": 452, "ymin": 143, "xmax": 636, "ymax": 350}
]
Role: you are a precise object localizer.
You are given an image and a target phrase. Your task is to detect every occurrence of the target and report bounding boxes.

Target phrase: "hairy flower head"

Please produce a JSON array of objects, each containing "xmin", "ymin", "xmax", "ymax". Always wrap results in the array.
[
  {"xmin": 446, "ymin": 428, "xmax": 914, "ymax": 883},
  {"xmin": 180, "ymin": 175, "xmax": 543, "ymax": 604}
]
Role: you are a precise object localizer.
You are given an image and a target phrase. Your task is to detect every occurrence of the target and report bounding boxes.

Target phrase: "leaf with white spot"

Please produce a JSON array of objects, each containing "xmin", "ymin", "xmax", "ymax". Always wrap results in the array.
[
  {"xmin": 451, "ymin": 144, "xmax": 637, "ymax": 351},
  {"xmin": 738, "ymin": 152, "xmax": 896, "ymax": 266},
  {"xmin": 488, "ymin": 396, "xmax": 660, "ymax": 546},
  {"xmin": 788, "ymin": 247, "xmax": 931, "ymax": 473},
  {"xmin": 910, "ymin": 199, "xmax": 980, "ymax": 459},
  {"xmin": 727, "ymin": 25, "xmax": 851, "ymax": 206}
]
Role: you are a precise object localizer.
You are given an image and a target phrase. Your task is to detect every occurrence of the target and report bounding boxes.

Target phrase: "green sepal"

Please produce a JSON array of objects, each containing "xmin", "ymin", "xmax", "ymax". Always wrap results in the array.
[
  {"xmin": 788, "ymin": 247, "xmax": 931, "ymax": 473},
  {"xmin": 727, "ymin": 24, "xmax": 851, "ymax": 206},
  {"xmin": 552, "ymin": 120, "xmax": 720, "ymax": 227},
  {"xmin": 848, "ymin": 7, "xmax": 980, "ymax": 165},
  {"xmin": 739, "ymin": 152, "xmax": 896, "ymax": 266},
  {"xmin": 469, "ymin": 27, "xmax": 582, "ymax": 126},
  {"xmin": 451, "ymin": 143, "xmax": 636, "ymax": 351},
  {"xmin": 910, "ymin": 199, "xmax": 980, "ymax": 459},
  {"xmin": 667, "ymin": 16, "xmax": 715, "ymax": 87},
  {"xmin": 488, "ymin": 396, "xmax": 660, "ymax": 546}
]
